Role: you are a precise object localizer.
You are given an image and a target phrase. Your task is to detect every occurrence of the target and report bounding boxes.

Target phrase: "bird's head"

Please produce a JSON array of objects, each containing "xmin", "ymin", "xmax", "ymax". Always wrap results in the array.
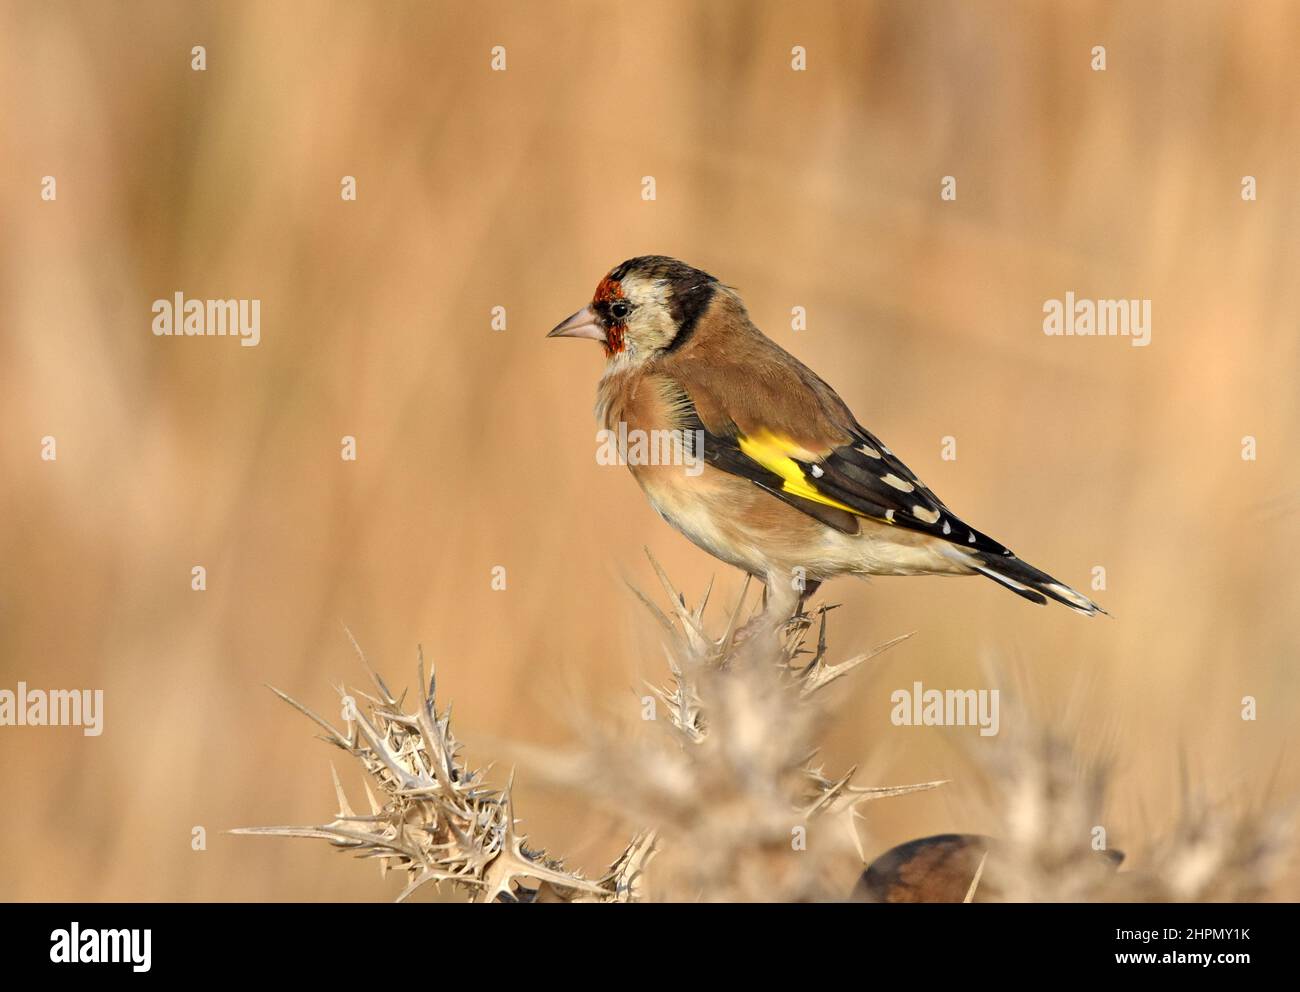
[{"xmin": 547, "ymin": 256, "xmax": 720, "ymax": 362}]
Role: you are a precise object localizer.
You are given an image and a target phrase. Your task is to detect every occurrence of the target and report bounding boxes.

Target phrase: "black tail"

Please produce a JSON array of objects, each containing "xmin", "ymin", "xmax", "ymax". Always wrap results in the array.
[{"xmin": 970, "ymin": 551, "xmax": 1107, "ymax": 616}]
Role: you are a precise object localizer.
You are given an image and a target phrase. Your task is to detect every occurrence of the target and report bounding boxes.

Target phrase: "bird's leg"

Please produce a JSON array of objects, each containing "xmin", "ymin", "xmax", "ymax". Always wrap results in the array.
[
  {"xmin": 732, "ymin": 572, "xmax": 802, "ymax": 652},
  {"xmin": 797, "ymin": 578, "xmax": 822, "ymax": 615}
]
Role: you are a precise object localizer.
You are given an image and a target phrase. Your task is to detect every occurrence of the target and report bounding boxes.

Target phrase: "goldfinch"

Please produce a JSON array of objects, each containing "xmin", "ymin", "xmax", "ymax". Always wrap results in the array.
[{"xmin": 548, "ymin": 256, "xmax": 1104, "ymax": 624}]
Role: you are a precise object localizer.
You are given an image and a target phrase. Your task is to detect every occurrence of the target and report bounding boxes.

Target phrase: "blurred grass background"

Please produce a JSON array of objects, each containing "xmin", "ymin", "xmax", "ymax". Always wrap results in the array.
[{"xmin": 0, "ymin": 0, "xmax": 1297, "ymax": 899}]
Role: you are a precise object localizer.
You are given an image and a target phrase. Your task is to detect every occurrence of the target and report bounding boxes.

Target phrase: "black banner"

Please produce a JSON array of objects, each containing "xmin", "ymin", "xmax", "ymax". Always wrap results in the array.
[{"xmin": 0, "ymin": 901, "xmax": 1291, "ymax": 980}]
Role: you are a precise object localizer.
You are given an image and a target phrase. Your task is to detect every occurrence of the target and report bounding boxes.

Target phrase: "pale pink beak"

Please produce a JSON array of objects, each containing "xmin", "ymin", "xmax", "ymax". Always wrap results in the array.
[{"xmin": 546, "ymin": 305, "xmax": 606, "ymax": 342}]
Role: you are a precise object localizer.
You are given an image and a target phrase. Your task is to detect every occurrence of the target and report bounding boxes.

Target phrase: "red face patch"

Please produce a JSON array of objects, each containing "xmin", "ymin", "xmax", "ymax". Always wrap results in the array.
[
  {"xmin": 592, "ymin": 276, "xmax": 627, "ymax": 358},
  {"xmin": 593, "ymin": 276, "xmax": 622, "ymax": 302}
]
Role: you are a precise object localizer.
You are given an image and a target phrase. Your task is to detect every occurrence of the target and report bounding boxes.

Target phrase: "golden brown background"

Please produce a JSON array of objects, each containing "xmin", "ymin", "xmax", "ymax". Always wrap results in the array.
[{"xmin": 1, "ymin": 0, "xmax": 1297, "ymax": 900}]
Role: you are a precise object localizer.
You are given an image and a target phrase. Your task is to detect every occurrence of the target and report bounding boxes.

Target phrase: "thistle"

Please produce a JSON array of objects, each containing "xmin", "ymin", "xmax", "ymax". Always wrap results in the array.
[
  {"xmin": 233, "ymin": 631, "xmax": 653, "ymax": 902},
  {"xmin": 237, "ymin": 554, "xmax": 938, "ymax": 901}
]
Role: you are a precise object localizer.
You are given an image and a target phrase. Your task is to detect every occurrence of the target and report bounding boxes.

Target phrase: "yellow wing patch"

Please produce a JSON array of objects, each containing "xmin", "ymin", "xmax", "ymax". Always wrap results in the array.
[{"xmin": 736, "ymin": 429, "xmax": 882, "ymax": 520}]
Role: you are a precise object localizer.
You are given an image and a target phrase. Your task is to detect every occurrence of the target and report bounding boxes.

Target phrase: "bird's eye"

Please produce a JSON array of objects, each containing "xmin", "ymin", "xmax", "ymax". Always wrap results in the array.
[{"xmin": 610, "ymin": 301, "xmax": 631, "ymax": 321}]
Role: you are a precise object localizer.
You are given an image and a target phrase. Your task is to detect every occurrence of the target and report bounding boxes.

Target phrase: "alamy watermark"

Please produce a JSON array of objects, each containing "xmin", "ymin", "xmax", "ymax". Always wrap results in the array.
[
  {"xmin": 890, "ymin": 681, "xmax": 999, "ymax": 736},
  {"xmin": 152, "ymin": 292, "xmax": 261, "ymax": 347},
  {"xmin": 1043, "ymin": 292, "xmax": 1151, "ymax": 347},
  {"xmin": 50, "ymin": 923, "xmax": 150, "ymax": 972},
  {"xmin": 0, "ymin": 682, "xmax": 103, "ymax": 736},
  {"xmin": 596, "ymin": 423, "xmax": 705, "ymax": 476}
]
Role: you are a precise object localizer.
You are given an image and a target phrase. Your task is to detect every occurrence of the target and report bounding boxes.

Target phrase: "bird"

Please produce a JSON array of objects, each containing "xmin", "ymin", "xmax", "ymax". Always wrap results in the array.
[
  {"xmin": 852, "ymin": 834, "xmax": 1124, "ymax": 903},
  {"xmin": 547, "ymin": 255, "xmax": 1105, "ymax": 629}
]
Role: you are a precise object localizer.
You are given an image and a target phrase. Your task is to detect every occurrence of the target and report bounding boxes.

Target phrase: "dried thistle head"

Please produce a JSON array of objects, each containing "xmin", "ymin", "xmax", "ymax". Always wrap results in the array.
[
  {"xmin": 512, "ymin": 555, "xmax": 941, "ymax": 901},
  {"xmin": 943, "ymin": 691, "xmax": 1297, "ymax": 902},
  {"xmin": 238, "ymin": 571, "xmax": 1297, "ymax": 903},
  {"xmin": 1133, "ymin": 770, "xmax": 1296, "ymax": 902},
  {"xmin": 233, "ymin": 633, "xmax": 653, "ymax": 903},
  {"xmin": 238, "ymin": 558, "xmax": 938, "ymax": 902}
]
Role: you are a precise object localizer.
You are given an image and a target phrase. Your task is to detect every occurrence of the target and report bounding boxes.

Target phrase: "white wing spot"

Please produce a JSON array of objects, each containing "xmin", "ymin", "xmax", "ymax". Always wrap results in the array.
[
  {"xmin": 942, "ymin": 520, "xmax": 952, "ymax": 535},
  {"xmin": 967, "ymin": 531, "xmax": 977, "ymax": 544},
  {"xmin": 913, "ymin": 505, "xmax": 940, "ymax": 524},
  {"xmin": 881, "ymin": 473, "xmax": 915, "ymax": 493},
  {"xmin": 976, "ymin": 566, "xmax": 1033, "ymax": 593},
  {"xmin": 810, "ymin": 464, "xmax": 824, "ymax": 478},
  {"xmin": 885, "ymin": 509, "xmax": 895, "ymax": 523}
]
